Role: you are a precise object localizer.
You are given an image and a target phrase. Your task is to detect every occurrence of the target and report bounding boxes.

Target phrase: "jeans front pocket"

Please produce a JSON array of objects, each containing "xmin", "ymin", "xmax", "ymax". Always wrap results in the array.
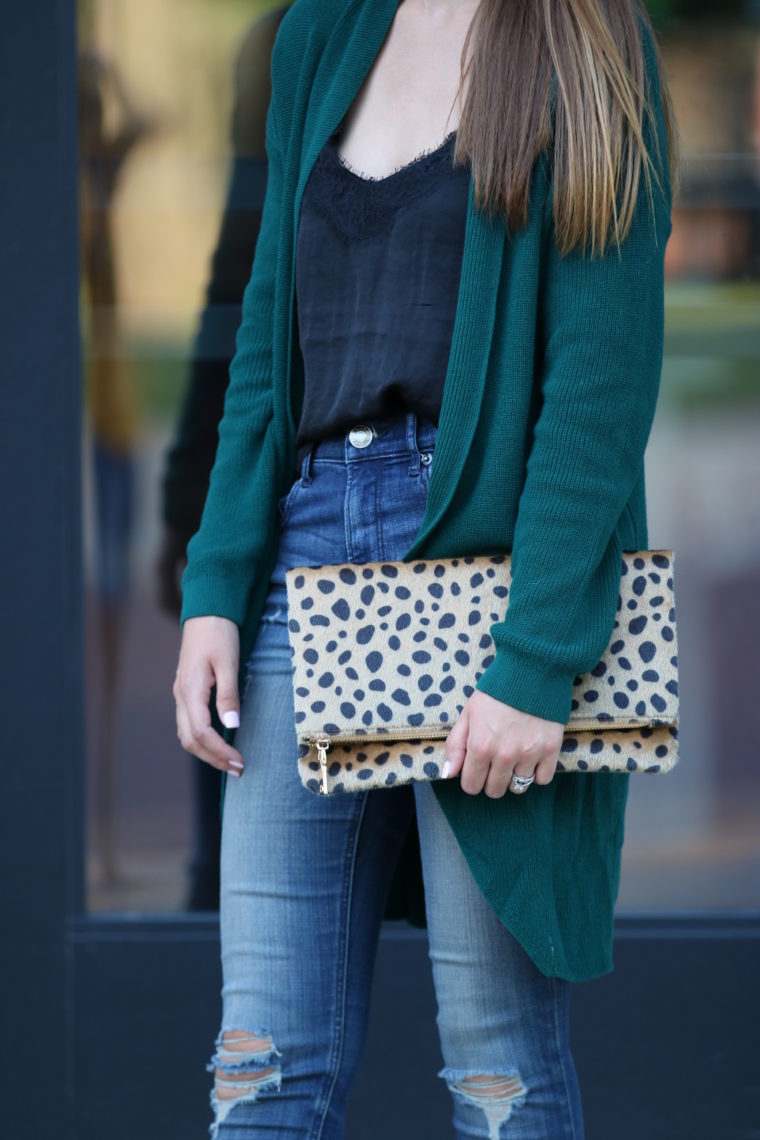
[{"xmin": 277, "ymin": 476, "xmax": 305, "ymax": 525}]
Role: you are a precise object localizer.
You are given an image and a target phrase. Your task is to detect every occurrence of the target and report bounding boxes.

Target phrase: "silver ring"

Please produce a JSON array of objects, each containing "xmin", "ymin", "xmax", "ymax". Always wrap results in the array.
[{"xmin": 510, "ymin": 773, "xmax": 535, "ymax": 793}]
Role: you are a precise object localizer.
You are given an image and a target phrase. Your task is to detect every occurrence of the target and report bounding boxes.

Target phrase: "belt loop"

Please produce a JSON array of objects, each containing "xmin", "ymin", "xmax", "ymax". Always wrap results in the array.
[
  {"xmin": 406, "ymin": 411, "xmax": 421, "ymax": 476},
  {"xmin": 300, "ymin": 441, "xmax": 315, "ymax": 485}
]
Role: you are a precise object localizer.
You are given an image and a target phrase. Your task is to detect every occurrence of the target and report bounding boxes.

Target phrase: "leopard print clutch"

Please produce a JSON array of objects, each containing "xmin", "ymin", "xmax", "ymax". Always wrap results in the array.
[{"xmin": 284, "ymin": 550, "xmax": 679, "ymax": 795}]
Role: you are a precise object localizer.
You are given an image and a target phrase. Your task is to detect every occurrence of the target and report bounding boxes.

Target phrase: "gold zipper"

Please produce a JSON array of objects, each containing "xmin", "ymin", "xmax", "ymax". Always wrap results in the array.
[
  {"xmin": 304, "ymin": 716, "xmax": 669, "ymax": 793},
  {"xmin": 305, "ymin": 718, "xmax": 662, "ymax": 746},
  {"xmin": 311, "ymin": 736, "xmax": 332, "ymax": 795}
]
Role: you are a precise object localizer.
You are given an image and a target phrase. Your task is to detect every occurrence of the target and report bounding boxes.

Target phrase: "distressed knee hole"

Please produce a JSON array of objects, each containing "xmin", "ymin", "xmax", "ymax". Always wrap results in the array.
[
  {"xmin": 214, "ymin": 1064, "xmax": 279, "ymax": 1101},
  {"xmin": 207, "ymin": 1029, "xmax": 282, "ymax": 1137},
  {"xmin": 218, "ymin": 1030, "xmax": 275, "ymax": 1065},
  {"xmin": 457, "ymin": 1073, "xmax": 527, "ymax": 1103},
  {"xmin": 443, "ymin": 1070, "xmax": 528, "ymax": 1140}
]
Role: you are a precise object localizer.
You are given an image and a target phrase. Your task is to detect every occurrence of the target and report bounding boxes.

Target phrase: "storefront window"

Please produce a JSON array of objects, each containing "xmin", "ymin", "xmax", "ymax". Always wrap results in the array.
[
  {"xmin": 77, "ymin": 0, "xmax": 760, "ymax": 912},
  {"xmin": 78, "ymin": 0, "xmax": 284, "ymax": 910},
  {"xmin": 619, "ymin": 2, "xmax": 760, "ymax": 909}
]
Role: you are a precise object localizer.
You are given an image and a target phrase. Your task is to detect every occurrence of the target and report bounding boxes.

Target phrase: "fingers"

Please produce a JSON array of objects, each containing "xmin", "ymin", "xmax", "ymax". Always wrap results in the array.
[
  {"xmin": 173, "ymin": 615, "xmax": 244, "ymax": 776},
  {"xmin": 450, "ymin": 690, "xmax": 563, "ymax": 799},
  {"xmin": 442, "ymin": 705, "xmax": 469, "ymax": 779},
  {"xmin": 189, "ymin": 724, "xmax": 245, "ymax": 777},
  {"xmin": 532, "ymin": 753, "xmax": 560, "ymax": 787},
  {"xmin": 174, "ymin": 668, "xmax": 245, "ymax": 775},
  {"xmin": 459, "ymin": 732, "xmax": 494, "ymax": 796},
  {"xmin": 487, "ymin": 749, "xmax": 536, "ymax": 799},
  {"xmin": 215, "ymin": 661, "xmax": 241, "ymax": 731}
]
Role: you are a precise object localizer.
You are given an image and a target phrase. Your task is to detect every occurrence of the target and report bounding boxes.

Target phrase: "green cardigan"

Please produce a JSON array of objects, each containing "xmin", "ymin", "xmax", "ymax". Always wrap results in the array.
[{"xmin": 180, "ymin": 0, "xmax": 672, "ymax": 981}]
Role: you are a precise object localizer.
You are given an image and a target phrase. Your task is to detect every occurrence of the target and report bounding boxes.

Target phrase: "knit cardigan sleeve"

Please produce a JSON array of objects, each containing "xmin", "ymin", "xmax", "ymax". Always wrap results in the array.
[
  {"xmin": 178, "ymin": 83, "xmax": 284, "ymax": 628},
  {"xmin": 475, "ymin": 31, "xmax": 673, "ymax": 726}
]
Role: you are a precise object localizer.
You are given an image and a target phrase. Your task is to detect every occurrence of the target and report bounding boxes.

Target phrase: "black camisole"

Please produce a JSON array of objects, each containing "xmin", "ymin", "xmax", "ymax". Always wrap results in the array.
[{"xmin": 294, "ymin": 130, "xmax": 470, "ymax": 449}]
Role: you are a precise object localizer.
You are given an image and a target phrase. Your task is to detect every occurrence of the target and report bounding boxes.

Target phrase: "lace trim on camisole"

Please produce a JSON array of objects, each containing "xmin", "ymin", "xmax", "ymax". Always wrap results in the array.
[
  {"xmin": 307, "ymin": 129, "xmax": 464, "ymax": 237},
  {"xmin": 335, "ymin": 129, "xmax": 458, "ymax": 182}
]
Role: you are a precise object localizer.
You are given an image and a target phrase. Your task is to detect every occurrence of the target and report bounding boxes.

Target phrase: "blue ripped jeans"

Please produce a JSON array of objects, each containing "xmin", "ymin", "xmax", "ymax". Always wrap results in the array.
[{"xmin": 211, "ymin": 412, "xmax": 584, "ymax": 1140}]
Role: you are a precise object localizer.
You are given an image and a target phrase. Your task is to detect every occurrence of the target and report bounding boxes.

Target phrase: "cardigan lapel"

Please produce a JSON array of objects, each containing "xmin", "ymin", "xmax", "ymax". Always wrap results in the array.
[
  {"xmin": 404, "ymin": 192, "xmax": 506, "ymax": 558},
  {"xmin": 283, "ymin": 0, "xmax": 505, "ymax": 557}
]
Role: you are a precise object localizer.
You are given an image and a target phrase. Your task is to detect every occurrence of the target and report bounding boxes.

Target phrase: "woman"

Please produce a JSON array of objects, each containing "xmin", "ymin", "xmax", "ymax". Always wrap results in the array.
[{"xmin": 174, "ymin": 0, "xmax": 678, "ymax": 1135}]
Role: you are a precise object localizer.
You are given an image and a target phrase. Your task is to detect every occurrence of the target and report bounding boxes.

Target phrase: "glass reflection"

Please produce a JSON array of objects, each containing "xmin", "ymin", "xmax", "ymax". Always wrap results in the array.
[
  {"xmin": 78, "ymin": 0, "xmax": 760, "ymax": 913},
  {"xmin": 618, "ymin": 3, "xmax": 760, "ymax": 909},
  {"xmin": 157, "ymin": 6, "xmax": 289, "ymax": 910},
  {"xmin": 79, "ymin": 0, "xmax": 286, "ymax": 911}
]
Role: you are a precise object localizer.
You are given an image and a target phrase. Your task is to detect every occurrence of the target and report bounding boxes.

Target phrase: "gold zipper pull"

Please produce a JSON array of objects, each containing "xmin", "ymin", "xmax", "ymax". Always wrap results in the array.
[{"xmin": 314, "ymin": 736, "xmax": 331, "ymax": 795}]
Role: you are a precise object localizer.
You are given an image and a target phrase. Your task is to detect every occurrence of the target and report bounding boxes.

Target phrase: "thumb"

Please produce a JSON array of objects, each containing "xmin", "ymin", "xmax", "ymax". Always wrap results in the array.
[
  {"xmin": 443, "ymin": 705, "xmax": 469, "ymax": 779},
  {"xmin": 215, "ymin": 659, "xmax": 241, "ymax": 730}
]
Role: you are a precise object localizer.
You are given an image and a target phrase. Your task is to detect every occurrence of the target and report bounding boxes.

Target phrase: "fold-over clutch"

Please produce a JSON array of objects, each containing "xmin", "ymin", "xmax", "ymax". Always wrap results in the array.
[{"xmin": 284, "ymin": 550, "xmax": 679, "ymax": 795}]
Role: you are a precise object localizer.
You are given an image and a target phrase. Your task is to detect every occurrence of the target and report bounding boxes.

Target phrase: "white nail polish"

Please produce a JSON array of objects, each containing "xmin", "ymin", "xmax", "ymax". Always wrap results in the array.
[
  {"xmin": 442, "ymin": 760, "xmax": 451, "ymax": 779},
  {"xmin": 229, "ymin": 759, "xmax": 243, "ymax": 770},
  {"xmin": 222, "ymin": 711, "xmax": 240, "ymax": 729},
  {"xmin": 228, "ymin": 769, "xmax": 241, "ymax": 778}
]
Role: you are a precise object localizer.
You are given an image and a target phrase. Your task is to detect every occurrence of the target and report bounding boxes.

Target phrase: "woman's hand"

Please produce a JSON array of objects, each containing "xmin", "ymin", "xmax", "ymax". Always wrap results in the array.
[
  {"xmin": 443, "ymin": 689, "xmax": 564, "ymax": 798},
  {"xmin": 173, "ymin": 615, "xmax": 246, "ymax": 776}
]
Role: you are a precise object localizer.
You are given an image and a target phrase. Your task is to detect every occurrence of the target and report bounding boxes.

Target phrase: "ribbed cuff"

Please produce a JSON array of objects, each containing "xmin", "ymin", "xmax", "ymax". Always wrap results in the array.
[
  {"xmin": 179, "ymin": 574, "xmax": 248, "ymax": 629},
  {"xmin": 474, "ymin": 642, "xmax": 576, "ymax": 726}
]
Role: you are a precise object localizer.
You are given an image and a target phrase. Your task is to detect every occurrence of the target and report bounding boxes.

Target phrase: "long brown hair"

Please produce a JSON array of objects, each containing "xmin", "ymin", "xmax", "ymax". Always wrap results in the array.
[{"xmin": 454, "ymin": 0, "xmax": 680, "ymax": 256}]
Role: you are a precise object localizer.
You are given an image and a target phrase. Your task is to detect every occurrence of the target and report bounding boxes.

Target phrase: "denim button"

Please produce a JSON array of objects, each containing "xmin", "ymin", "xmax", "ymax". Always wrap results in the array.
[
  {"xmin": 420, "ymin": 451, "xmax": 433, "ymax": 465},
  {"xmin": 348, "ymin": 424, "xmax": 374, "ymax": 448}
]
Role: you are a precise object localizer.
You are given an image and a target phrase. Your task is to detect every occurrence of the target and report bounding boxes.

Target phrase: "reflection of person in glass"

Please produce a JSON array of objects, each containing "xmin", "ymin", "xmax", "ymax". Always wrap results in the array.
[
  {"xmin": 173, "ymin": 1, "xmax": 678, "ymax": 1135},
  {"xmin": 78, "ymin": 49, "xmax": 154, "ymax": 884},
  {"xmin": 158, "ymin": 6, "xmax": 290, "ymax": 911}
]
